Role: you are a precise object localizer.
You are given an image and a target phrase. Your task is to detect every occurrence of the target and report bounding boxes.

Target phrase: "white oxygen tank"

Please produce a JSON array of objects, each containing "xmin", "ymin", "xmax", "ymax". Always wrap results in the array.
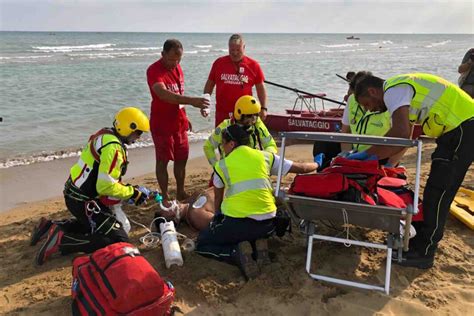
[
  {"xmin": 113, "ymin": 204, "xmax": 131, "ymax": 234},
  {"xmin": 159, "ymin": 221, "xmax": 184, "ymax": 268}
]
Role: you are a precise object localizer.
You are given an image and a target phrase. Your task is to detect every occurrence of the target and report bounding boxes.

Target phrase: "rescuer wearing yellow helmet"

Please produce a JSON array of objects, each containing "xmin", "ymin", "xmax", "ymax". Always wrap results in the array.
[
  {"xmin": 203, "ymin": 95, "xmax": 277, "ymax": 168},
  {"xmin": 33, "ymin": 107, "xmax": 153, "ymax": 265},
  {"xmin": 353, "ymin": 73, "xmax": 474, "ymax": 269}
]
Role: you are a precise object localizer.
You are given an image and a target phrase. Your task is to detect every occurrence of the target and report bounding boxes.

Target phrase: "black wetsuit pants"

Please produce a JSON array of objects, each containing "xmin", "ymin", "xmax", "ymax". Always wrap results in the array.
[
  {"xmin": 195, "ymin": 213, "xmax": 275, "ymax": 264},
  {"xmin": 57, "ymin": 196, "xmax": 129, "ymax": 255},
  {"xmin": 411, "ymin": 118, "xmax": 474, "ymax": 257}
]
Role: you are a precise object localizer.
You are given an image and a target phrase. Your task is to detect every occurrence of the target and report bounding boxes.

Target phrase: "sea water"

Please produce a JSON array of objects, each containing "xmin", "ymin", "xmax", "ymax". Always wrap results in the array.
[{"xmin": 0, "ymin": 32, "xmax": 472, "ymax": 167}]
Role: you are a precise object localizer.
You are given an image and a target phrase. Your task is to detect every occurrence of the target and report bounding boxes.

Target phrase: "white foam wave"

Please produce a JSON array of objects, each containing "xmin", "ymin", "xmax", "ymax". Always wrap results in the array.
[
  {"xmin": 425, "ymin": 40, "xmax": 451, "ymax": 48},
  {"xmin": 67, "ymin": 51, "xmax": 159, "ymax": 59},
  {"xmin": 0, "ymin": 150, "xmax": 82, "ymax": 169},
  {"xmin": 0, "ymin": 131, "xmax": 210, "ymax": 169},
  {"xmin": 33, "ymin": 43, "xmax": 115, "ymax": 52},
  {"xmin": 193, "ymin": 44, "xmax": 212, "ymax": 48},
  {"xmin": 0, "ymin": 55, "xmax": 53, "ymax": 60},
  {"xmin": 67, "ymin": 52, "xmax": 135, "ymax": 58},
  {"xmin": 321, "ymin": 43, "xmax": 359, "ymax": 48}
]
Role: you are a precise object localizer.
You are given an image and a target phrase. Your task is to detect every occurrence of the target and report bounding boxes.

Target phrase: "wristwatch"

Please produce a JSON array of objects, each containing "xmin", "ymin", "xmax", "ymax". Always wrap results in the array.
[{"xmin": 261, "ymin": 107, "xmax": 268, "ymax": 111}]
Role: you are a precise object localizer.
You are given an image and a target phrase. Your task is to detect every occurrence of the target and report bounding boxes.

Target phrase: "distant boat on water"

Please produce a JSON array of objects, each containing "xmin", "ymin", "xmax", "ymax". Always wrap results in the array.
[{"xmin": 346, "ymin": 35, "xmax": 360, "ymax": 40}]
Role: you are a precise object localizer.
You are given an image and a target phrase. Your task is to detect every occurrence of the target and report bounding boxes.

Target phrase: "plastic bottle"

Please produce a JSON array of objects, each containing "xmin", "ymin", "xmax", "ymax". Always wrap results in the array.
[
  {"xmin": 113, "ymin": 204, "xmax": 131, "ymax": 234},
  {"xmin": 159, "ymin": 220, "xmax": 184, "ymax": 268},
  {"xmin": 201, "ymin": 93, "xmax": 212, "ymax": 120}
]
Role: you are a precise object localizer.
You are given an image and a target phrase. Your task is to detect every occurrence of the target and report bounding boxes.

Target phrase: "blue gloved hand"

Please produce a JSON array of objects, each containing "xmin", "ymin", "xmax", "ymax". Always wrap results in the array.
[
  {"xmin": 337, "ymin": 151, "xmax": 351, "ymax": 158},
  {"xmin": 129, "ymin": 185, "xmax": 151, "ymax": 206},
  {"xmin": 346, "ymin": 151, "xmax": 378, "ymax": 161},
  {"xmin": 314, "ymin": 153, "xmax": 325, "ymax": 167}
]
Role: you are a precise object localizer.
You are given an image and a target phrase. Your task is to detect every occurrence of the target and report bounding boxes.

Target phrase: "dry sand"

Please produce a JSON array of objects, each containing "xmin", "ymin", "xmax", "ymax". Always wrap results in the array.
[{"xmin": 0, "ymin": 143, "xmax": 473, "ymax": 315}]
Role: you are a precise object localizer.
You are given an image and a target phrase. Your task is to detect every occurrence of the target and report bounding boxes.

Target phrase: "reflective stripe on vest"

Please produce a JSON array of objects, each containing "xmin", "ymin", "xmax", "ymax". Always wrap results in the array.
[
  {"xmin": 217, "ymin": 150, "xmax": 272, "ymax": 198},
  {"xmin": 353, "ymin": 111, "xmax": 391, "ymax": 151},
  {"xmin": 72, "ymin": 158, "xmax": 91, "ymax": 187},
  {"xmin": 347, "ymin": 95, "xmax": 366, "ymax": 133},
  {"xmin": 69, "ymin": 129, "xmax": 127, "ymax": 198},
  {"xmin": 384, "ymin": 73, "xmax": 474, "ymax": 133},
  {"xmin": 214, "ymin": 146, "xmax": 276, "ymax": 218}
]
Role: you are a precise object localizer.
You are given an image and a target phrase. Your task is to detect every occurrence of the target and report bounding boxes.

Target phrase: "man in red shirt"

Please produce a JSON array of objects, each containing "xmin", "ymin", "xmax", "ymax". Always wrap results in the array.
[
  {"xmin": 203, "ymin": 34, "xmax": 268, "ymax": 126},
  {"xmin": 147, "ymin": 39, "xmax": 209, "ymax": 203}
]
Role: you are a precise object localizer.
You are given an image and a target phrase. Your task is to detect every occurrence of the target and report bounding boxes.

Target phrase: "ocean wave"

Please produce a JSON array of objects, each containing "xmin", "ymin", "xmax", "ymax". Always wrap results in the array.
[
  {"xmin": 32, "ymin": 43, "xmax": 115, "ymax": 52},
  {"xmin": 66, "ymin": 51, "xmax": 161, "ymax": 59},
  {"xmin": 193, "ymin": 44, "xmax": 212, "ymax": 48},
  {"xmin": 186, "ymin": 49, "xmax": 213, "ymax": 54},
  {"xmin": 0, "ymin": 55, "xmax": 53, "ymax": 60},
  {"xmin": 67, "ymin": 52, "xmax": 136, "ymax": 58},
  {"xmin": 320, "ymin": 43, "xmax": 359, "ymax": 48},
  {"xmin": 0, "ymin": 150, "xmax": 82, "ymax": 169},
  {"xmin": 32, "ymin": 46, "xmax": 160, "ymax": 53},
  {"xmin": 369, "ymin": 40, "xmax": 394, "ymax": 45},
  {"xmin": 425, "ymin": 40, "xmax": 451, "ymax": 48},
  {"xmin": 0, "ymin": 131, "xmax": 210, "ymax": 169}
]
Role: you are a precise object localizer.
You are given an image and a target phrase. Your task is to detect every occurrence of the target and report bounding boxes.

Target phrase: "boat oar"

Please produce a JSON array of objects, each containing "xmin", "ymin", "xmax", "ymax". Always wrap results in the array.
[
  {"xmin": 264, "ymin": 80, "xmax": 346, "ymax": 106},
  {"xmin": 336, "ymin": 73, "xmax": 350, "ymax": 82}
]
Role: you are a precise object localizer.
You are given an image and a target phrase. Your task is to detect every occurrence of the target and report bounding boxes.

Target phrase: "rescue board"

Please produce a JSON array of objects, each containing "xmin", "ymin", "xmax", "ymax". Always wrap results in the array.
[{"xmin": 450, "ymin": 187, "xmax": 474, "ymax": 230}]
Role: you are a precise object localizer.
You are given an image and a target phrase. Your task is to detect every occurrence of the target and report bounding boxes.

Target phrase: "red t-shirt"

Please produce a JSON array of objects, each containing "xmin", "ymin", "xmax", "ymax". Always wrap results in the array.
[
  {"xmin": 147, "ymin": 58, "xmax": 188, "ymax": 135},
  {"xmin": 208, "ymin": 55, "xmax": 265, "ymax": 126}
]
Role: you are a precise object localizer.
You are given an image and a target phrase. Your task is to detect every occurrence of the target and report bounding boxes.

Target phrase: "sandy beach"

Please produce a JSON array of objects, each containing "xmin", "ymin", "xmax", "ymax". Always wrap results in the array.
[{"xmin": 0, "ymin": 143, "xmax": 473, "ymax": 315}]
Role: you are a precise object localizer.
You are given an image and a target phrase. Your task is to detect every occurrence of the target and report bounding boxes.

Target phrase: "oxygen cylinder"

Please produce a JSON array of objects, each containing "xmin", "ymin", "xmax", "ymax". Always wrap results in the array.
[
  {"xmin": 113, "ymin": 204, "xmax": 131, "ymax": 234},
  {"xmin": 159, "ymin": 220, "xmax": 183, "ymax": 268}
]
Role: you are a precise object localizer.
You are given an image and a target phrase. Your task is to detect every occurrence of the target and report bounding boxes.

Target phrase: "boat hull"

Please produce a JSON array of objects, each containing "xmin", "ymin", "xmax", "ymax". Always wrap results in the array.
[
  {"xmin": 265, "ymin": 113, "xmax": 423, "ymax": 138},
  {"xmin": 266, "ymin": 113, "xmax": 342, "ymax": 133}
]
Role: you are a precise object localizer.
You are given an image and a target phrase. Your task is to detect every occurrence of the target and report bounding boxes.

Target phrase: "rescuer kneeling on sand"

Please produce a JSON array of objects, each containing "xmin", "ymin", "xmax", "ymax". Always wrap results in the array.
[
  {"xmin": 196, "ymin": 124, "xmax": 318, "ymax": 280},
  {"xmin": 32, "ymin": 107, "xmax": 153, "ymax": 265}
]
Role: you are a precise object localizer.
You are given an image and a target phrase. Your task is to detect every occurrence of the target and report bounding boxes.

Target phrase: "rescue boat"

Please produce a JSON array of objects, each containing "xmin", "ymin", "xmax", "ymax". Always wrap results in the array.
[
  {"xmin": 264, "ymin": 80, "xmax": 423, "ymax": 138},
  {"xmin": 265, "ymin": 93, "xmax": 344, "ymax": 134}
]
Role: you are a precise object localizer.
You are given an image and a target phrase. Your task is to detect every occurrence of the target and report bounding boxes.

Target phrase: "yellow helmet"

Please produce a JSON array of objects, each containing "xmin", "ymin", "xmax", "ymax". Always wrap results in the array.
[
  {"xmin": 234, "ymin": 95, "xmax": 261, "ymax": 121},
  {"xmin": 421, "ymin": 112, "xmax": 445, "ymax": 138},
  {"xmin": 113, "ymin": 107, "xmax": 150, "ymax": 137}
]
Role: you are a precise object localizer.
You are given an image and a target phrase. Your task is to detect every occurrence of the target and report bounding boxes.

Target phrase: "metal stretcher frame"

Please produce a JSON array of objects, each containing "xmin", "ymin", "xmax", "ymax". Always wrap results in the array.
[{"xmin": 274, "ymin": 132, "xmax": 423, "ymax": 294}]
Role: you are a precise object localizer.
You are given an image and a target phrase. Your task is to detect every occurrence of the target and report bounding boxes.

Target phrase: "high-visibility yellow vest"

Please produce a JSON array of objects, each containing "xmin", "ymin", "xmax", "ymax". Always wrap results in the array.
[
  {"xmin": 347, "ymin": 95, "xmax": 391, "ymax": 151},
  {"xmin": 384, "ymin": 73, "xmax": 474, "ymax": 137},
  {"xmin": 203, "ymin": 117, "xmax": 277, "ymax": 166},
  {"xmin": 347, "ymin": 95, "xmax": 366, "ymax": 133},
  {"xmin": 214, "ymin": 146, "xmax": 276, "ymax": 218},
  {"xmin": 69, "ymin": 128, "xmax": 133, "ymax": 203}
]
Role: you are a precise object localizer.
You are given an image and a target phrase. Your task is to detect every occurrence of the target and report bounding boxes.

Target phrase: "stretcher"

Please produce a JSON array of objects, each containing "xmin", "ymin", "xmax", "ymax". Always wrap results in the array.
[{"xmin": 275, "ymin": 132, "xmax": 422, "ymax": 294}]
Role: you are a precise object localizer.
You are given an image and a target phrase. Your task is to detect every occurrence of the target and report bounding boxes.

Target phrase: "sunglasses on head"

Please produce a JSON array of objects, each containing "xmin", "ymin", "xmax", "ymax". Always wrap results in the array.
[{"xmin": 224, "ymin": 128, "xmax": 235, "ymax": 142}]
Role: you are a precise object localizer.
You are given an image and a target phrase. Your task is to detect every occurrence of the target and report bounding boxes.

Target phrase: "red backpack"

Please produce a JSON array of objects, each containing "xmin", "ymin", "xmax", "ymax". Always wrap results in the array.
[{"xmin": 71, "ymin": 242, "xmax": 175, "ymax": 316}]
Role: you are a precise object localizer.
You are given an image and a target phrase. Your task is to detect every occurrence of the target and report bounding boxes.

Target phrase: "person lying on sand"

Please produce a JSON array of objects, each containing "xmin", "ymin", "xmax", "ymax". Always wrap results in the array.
[{"xmin": 153, "ymin": 187, "xmax": 216, "ymax": 232}]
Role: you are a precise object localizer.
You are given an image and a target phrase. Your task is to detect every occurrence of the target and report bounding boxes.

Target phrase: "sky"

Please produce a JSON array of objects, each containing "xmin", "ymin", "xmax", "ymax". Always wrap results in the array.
[{"xmin": 0, "ymin": 0, "xmax": 472, "ymax": 34}]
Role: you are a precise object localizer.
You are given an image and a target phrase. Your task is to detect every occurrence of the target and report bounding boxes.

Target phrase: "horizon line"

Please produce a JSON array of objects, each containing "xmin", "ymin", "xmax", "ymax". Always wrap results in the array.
[{"xmin": 1, "ymin": 30, "xmax": 473, "ymax": 35}]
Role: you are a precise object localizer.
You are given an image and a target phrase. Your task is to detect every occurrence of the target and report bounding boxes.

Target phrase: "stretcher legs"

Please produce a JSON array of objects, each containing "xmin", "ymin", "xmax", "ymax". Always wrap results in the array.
[{"xmin": 304, "ymin": 222, "xmax": 396, "ymax": 295}]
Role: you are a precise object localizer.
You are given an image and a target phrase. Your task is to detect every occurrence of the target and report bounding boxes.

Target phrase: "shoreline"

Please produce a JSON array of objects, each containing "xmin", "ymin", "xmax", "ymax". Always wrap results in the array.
[{"xmin": 0, "ymin": 141, "xmax": 205, "ymax": 212}]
